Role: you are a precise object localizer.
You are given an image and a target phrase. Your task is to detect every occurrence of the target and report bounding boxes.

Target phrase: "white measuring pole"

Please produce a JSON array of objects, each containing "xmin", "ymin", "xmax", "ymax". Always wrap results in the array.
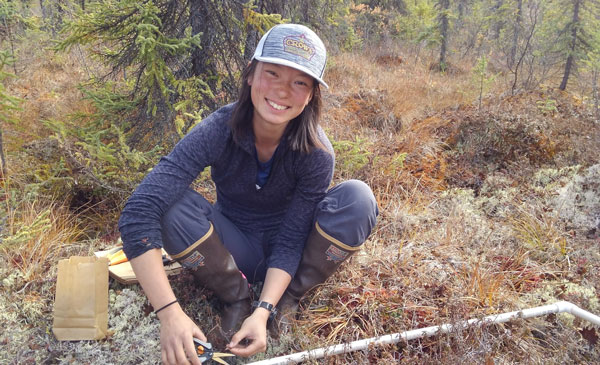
[{"xmin": 248, "ymin": 301, "xmax": 600, "ymax": 365}]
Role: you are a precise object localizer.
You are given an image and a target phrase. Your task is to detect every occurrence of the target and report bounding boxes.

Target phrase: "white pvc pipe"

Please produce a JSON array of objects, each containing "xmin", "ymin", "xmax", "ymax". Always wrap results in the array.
[{"xmin": 249, "ymin": 301, "xmax": 600, "ymax": 365}]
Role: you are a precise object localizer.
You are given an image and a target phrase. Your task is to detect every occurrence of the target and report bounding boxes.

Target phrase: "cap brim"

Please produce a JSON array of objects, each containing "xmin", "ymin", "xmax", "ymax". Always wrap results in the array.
[{"xmin": 253, "ymin": 55, "xmax": 329, "ymax": 89}]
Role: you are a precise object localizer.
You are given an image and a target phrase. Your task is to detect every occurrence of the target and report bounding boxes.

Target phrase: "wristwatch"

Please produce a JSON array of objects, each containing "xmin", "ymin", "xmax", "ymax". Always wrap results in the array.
[{"xmin": 252, "ymin": 300, "xmax": 277, "ymax": 319}]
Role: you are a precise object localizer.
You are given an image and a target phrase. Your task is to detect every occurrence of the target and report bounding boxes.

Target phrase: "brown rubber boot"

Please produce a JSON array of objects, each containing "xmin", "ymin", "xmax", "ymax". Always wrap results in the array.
[
  {"xmin": 171, "ymin": 223, "xmax": 251, "ymax": 340},
  {"xmin": 272, "ymin": 222, "xmax": 361, "ymax": 336}
]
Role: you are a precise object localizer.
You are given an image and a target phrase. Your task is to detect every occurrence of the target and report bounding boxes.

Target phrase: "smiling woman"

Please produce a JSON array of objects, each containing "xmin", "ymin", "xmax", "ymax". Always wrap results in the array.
[
  {"xmin": 248, "ymin": 62, "xmax": 315, "ymax": 162},
  {"xmin": 117, "ymin": 23, "xmax": 378, "ymax": 364},
  {"xmin": 250, "ymin": 63, "xmax": 314, "ymax": 130}
]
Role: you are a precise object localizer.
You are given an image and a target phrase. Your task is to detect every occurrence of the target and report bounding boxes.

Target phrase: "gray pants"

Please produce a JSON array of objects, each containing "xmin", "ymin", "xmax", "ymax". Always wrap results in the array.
[{"xmin": 161, "ymin": 180, "xmax": 378, "ymax": 283}]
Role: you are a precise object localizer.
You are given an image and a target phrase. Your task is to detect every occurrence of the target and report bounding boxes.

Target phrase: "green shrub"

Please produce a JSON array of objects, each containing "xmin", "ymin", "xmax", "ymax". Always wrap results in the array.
[
  {"xmin": 22, "ymin": 119, "xmax": 162, "ymax": 225},
  {"xmin": 331, "ymin": 136, "xmax": 372, "ymax": 179}
]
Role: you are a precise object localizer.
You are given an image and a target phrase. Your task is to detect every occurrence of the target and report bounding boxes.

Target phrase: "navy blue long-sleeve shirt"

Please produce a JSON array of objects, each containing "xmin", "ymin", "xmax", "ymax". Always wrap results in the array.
[{"xmin": 118, "ymin": 103, "xmax": 335, "ymax": 277}]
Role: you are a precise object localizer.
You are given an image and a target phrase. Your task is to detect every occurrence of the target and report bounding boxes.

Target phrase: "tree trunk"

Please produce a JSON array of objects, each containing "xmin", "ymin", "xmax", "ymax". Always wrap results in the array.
[
  {"xmin": 40, "ymin": 0, "xmax": 45, "ymax": 19},
  {"xmin": 560, "ymin": 0, "xmax": 581, "ymax": 91},
  {"xmin": 509, "ymin": 0, "xmax": 523, "ymax": 69},
  {"xmin": 0, "ymin": 127, "xmax": 6, "ymax": 180},
  {"xmin": 491, "ymin": 0, "xmax": 504, "ymax": 40},
  {"xmin": 455, "ymin": 0, "xmax": 467, "ymax": 32},
  {"xmin": 243, "ymin": 0, "xmax": 264, "ymax": 61},
  {"xmin": 264, "ymin": 0, "xmax": 285, "ymax": 17},
  {"xmin": 190, "ymin": 0, "xmax": 209, "ymax": 78},
  {"xmin": 2, "ymin": 13, "xmax": 17, "ymax": 74},
  {"xmin": 438, "ymin": 0, "xmax": 450, "ymax": 71},
  {"xmin": 511, "ymin": 2, "xmax": 538, "ymax": 95},
  {"xmin": 190, "ymin": 0, "xmax": 220, "ymax": 110},
  {"xmin": 593, "ymin": 68, "xmax": 599, "ymax": 122}
]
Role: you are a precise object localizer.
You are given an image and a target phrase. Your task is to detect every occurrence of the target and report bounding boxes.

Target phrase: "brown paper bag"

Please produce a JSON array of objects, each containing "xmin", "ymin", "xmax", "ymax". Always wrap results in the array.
[{"xmin": 52, "ymin": 256, "xmax": 109, "ymax": 341}]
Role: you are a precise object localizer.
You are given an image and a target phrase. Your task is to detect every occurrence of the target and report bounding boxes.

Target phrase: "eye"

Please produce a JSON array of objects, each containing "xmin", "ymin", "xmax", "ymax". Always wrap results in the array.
[
  {"xmin": 265, "ymin": 70, "xmax": 277, "ymax": 77},
  {"xmin": 295, "ymin": 78, "xmax": 314, "ymax": 89}
]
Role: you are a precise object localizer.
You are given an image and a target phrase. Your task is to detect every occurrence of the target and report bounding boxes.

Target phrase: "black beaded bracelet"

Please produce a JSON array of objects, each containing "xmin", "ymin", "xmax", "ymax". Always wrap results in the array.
[{"xmin": 154, "ymin": 299, "xmax": 178, "ymax": 315}]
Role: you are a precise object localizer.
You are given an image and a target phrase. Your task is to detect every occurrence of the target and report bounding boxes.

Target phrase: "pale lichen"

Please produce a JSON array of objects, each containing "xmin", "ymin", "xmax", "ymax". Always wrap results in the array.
[
  {"xmin": 2, "ymin": 271, "xmax": 26, "ymax": 290},
  {"xmin": 554, "ymin": 164, "xmax": 600, "ymax": 231},
  {"xmin": 531, "ymin": 282, "xmax": 600, "ymax": 327},
  {"xmin": 50, "ymin": 286, "xmax": 161, "ymax": 364},
  {"xmin": 533, "ymin": 165, "xmax": 580, "ymax": 191}
]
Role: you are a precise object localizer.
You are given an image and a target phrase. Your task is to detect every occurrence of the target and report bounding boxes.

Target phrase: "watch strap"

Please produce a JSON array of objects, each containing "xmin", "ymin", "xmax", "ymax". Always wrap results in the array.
[{"xmin": 252, "ymin": 300, "xmax": 277, "ymax": 319}]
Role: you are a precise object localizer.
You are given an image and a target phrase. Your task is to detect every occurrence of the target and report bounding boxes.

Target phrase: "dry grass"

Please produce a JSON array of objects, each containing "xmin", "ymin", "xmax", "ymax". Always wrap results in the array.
[
  {"xmin": 326, "ymin": 48, "xmax": 477, "ymax": 124},
  {"xmin": 1, "ymin": 160, "xmax": 87, "ymax": 283},
  {"xmin": 1, "ymin": 197, "xmax": 83, "ymax": 282},
  {"xmin": 5, "ymin": 30, "xmax": 93, "ymax": 149},
  {"xmin": 509, "ymin": 208, "xmax": 569, "ymax": 259}
]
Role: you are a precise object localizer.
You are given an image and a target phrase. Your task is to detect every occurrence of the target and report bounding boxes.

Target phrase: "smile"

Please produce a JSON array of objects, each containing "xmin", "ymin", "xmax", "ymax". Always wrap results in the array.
[{"xmin": 267, "ymin": 99, "xmax": 289, "ymax": 111}]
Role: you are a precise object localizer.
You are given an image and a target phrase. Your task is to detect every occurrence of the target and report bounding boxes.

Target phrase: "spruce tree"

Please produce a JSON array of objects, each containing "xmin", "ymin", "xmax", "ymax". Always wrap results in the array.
[{"xmin": 57, "ymin": 0, "xmax": 282, "ymax": 148}]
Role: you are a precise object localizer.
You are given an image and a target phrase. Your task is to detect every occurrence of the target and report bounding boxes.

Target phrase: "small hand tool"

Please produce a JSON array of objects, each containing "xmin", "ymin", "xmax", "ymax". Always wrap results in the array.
[{"xmin": 194, "ymin": 338, "xmax": 235, "ymax": 364}]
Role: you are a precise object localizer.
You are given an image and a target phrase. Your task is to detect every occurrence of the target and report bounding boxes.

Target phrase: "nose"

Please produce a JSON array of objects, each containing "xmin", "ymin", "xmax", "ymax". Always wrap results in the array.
[{"xmin": 274, "ymin": 81, "xmax": 291, "ymax": 99}]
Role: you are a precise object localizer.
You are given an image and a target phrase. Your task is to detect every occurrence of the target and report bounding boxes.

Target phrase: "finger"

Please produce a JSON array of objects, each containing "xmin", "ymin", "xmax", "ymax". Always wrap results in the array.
[
  {"xmin": 163, "ymin": 346, "xmax": 176, "ymax": 365},
  {"xmin": 185, "ymin": 336, "xmax": 202, "ymax": 365},
  {"xmin": 228, "ymin": 345, "xmax": 251, "ymax": 357},
  {"xmin": 193, "ymin": 327, "xmax": 207, "ymax": 343},
  {"xmin": 229, "ymin": 339, "xmax": 265, "ymax": 358},
  {"xmin": 227, "ymin": 328, "xmax": 248, "ymax": 349},
  {"xmin": 174, "ymin": 342, "xmax": 190, "ymax": 365},
  {"xmin": 161, "ymin": 349, "xmax": 168, "ymax": 365}
]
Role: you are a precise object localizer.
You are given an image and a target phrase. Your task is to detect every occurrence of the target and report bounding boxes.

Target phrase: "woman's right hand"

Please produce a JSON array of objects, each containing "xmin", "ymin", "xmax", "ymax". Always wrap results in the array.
[
  {"xmin": 128, "ymin": 249, "xmax": 204, "ymax": 363},
  {"xmin": 157, "ymin": 303, "xmax": 206, "ymax": 365}
]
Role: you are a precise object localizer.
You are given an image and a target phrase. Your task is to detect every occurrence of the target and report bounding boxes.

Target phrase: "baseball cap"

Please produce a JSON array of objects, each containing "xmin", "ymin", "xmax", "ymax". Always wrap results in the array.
[{"xmin": 252, "ymin": 23, "xmax": 328, "ymax": 89}]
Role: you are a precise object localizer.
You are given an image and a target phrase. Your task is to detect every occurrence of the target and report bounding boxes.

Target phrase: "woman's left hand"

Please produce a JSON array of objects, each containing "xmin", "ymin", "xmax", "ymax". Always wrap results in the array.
[{"xmin": 226, "ymin": 310, "xmax": 269, "ymax": 357}]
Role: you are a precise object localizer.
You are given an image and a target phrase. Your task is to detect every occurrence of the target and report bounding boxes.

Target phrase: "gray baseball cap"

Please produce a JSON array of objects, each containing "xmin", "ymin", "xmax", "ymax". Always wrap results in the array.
[{"xmin": 252, "ymin": 23, "xmax": 328, "ymax": 89}]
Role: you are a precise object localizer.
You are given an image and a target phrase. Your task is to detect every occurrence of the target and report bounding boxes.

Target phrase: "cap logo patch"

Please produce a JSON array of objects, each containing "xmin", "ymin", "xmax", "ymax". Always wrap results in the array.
[
  {"xmin": 180, "ymin": 251, "xmax": 205, "ymax": 269},
  {"xmin": 283, "ymin": 34, "xmax": 315, "ymax": 60},
  {"xmin": 325, "ymin": 244, "xmax": 348, "ymax": 262}
]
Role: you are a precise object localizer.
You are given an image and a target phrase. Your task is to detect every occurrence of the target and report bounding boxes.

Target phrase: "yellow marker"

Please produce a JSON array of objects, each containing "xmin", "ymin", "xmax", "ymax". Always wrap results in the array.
[{"xmin": 108, "ymin": 249, "xmax": 128, "ymax": 266}]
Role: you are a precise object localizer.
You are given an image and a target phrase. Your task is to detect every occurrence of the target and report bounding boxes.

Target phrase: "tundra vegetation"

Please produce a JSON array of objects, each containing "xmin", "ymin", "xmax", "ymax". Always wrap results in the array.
[{"xmin": 1, "ymin": 0, "xmax": 599, "ymax": 364}]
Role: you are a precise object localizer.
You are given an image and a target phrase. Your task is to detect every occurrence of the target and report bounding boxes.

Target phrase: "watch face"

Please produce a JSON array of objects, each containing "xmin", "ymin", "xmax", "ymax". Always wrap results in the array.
[{"xmin": 254, "ymin": 300, "xmax": 274, "ymax": 311}]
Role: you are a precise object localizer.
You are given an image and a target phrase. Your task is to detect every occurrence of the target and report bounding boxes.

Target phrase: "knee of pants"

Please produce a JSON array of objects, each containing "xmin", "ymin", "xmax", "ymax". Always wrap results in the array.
[
  {"xmin": 315, "ymin": 179, "xmax": 378, "ymax": 247},
  {"xmin": 161, "ymin": 191, "xmax": 212, "ymax": 255}
]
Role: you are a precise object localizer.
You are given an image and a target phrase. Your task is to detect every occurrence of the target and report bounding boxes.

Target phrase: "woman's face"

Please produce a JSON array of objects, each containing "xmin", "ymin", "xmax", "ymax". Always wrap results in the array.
[{"xmin": 248, "ymin": 61, "xmax": 314, "ymax": 131}]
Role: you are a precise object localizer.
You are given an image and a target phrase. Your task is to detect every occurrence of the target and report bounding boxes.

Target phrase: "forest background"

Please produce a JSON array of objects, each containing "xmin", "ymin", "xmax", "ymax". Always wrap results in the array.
[{"xmin": 1, "ymin": 0, "xmax": 599, "ymax": 363}]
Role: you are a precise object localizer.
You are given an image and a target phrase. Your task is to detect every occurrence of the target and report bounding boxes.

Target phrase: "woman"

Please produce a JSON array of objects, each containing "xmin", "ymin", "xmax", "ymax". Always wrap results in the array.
[{"xmin": 118, "ymin": 23, "xmax": 378, "ymax": 364}]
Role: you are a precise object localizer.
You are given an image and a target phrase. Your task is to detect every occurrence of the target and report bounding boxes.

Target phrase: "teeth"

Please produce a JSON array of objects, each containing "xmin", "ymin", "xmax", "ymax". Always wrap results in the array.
[{"xmin": 267, "ymin": 99, "xmax": 287, "ymax": 110}]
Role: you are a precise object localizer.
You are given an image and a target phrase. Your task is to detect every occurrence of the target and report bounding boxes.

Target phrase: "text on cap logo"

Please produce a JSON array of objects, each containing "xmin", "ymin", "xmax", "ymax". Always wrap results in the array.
[{"xmin": 283, "ymin": 34, "xmax": 315, "ymax": 60}]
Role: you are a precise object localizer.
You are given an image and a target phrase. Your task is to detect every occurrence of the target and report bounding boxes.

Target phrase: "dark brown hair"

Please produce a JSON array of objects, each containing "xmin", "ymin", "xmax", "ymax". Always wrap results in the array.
[{"xmin": 229, "ymin": 60, "xmax": 326, "ymax": 154}]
